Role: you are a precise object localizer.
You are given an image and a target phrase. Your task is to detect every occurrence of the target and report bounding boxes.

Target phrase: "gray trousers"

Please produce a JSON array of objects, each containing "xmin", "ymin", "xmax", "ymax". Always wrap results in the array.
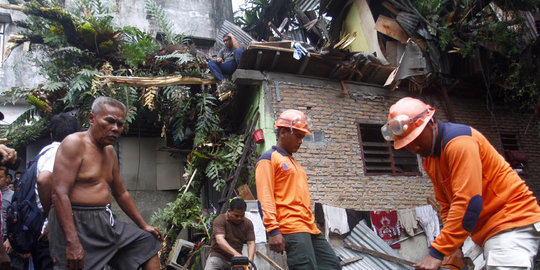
[{"xmin": 204, "ymin": 256, "xmax": 231, "ymax": 270}]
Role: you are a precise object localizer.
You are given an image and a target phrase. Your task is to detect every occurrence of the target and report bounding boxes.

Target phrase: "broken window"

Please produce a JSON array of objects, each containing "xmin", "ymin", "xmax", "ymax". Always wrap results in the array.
[
  {"xmin": 356, "ymin": 123, "xmax": 420, "ymax": 176},
  {"xmin": 500, "ymin": 133, "xmax": 527, "ymax": 176}
]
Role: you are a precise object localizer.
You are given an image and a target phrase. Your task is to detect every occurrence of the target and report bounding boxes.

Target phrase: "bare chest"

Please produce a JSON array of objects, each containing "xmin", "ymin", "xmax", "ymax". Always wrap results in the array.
[{"xmin": 76, "ymin": 147, "xmax": 115, "ymax": 185}]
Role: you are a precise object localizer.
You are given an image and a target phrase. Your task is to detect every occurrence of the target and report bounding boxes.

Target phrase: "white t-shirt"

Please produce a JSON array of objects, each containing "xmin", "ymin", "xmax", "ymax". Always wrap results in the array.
[{"xmin": 36, "ymin": 141, "xmax": 61, "ymax": 233}]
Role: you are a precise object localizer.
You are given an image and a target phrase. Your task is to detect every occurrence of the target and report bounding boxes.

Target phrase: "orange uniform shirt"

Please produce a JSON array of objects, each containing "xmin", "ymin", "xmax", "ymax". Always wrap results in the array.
[
  {"xmin": 255, "ymin": 146, "xmax": 320, "ymax": 236},
  {"xmin": 424, "ymin": 121, "xmax": 540, "ymax": 259}
]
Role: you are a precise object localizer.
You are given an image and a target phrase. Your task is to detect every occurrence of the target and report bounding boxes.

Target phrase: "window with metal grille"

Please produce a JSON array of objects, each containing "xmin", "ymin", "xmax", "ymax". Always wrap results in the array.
[{"xmin": 357, "ymin": 122, "xmax": 421, "ymax": 176}]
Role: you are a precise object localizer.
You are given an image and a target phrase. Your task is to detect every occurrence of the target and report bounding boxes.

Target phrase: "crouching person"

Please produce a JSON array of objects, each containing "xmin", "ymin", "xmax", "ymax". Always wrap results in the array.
[
  {"xmin": 49, "ymin": 97, "xmax": 163, "ymax": 269},
  {"xmin": 205, "ymin": 198, "xmax": 255, "ymax": 270}
]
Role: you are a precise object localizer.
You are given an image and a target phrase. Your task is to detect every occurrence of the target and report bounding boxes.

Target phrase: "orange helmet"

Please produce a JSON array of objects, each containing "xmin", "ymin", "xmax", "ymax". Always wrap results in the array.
[
  {"xmin": 382, "ymin": 97, "xmax": 435, "ymax": 149},
  {"xmin": 274, "ymin": 109, "xmax": 312, "ymax": 135}
]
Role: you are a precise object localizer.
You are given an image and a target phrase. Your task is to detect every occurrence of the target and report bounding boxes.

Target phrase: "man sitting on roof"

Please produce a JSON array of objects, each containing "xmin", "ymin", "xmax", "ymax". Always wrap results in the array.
[{"xmin": 208, "ymin": 33, "xmax": 243, "ymax": 81}]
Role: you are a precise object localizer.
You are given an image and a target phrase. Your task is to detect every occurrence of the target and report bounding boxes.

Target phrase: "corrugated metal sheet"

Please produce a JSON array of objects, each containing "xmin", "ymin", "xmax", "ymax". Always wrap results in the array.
[
  {"xmin": 335, "ymin": 220, "xmax": 413, "ymax": 270},
  {"xmin": 295, "ymin": 0, "xmax": 320, "ymax": 12},
  {"xmin": 217, "ymin": 20, "xmax": 255, "ymax": 50},
  {"xmin": 396, "ymin": 12, "xmax": 420, "ymax": 38}
]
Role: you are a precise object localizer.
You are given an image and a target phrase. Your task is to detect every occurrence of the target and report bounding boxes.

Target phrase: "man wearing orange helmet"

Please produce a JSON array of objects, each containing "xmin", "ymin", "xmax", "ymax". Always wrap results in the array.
[
  {"xmin": 383, "ymin": 97, "xmax": 540, "ymax": 270},
  {"xmin": 255, "ymin": 109, "xmax": 341, "ymax": 270}
]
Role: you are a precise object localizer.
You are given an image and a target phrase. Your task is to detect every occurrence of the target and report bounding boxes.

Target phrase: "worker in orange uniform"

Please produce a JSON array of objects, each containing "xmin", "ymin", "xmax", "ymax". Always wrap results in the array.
[
  {"xmin": 255, "ymin": 109, "xmax": 341, "ymax": 270},
  {"xmin": 382, "ymin": 97, "xmax": 540, "ymax": 270}
]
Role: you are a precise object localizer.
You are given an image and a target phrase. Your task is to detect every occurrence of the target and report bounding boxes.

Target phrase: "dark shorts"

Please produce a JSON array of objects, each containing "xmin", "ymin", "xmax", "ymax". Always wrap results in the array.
[{"xmin": 49, "ymin": 204, "xmax": 162, "ymax": 270}]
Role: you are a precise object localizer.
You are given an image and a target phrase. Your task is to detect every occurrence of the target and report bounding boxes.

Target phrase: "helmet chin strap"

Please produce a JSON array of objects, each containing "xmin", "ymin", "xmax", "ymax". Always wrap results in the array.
[{"xmin": 428, "ymin": 119, "xmax": 437, "ymax": 157}]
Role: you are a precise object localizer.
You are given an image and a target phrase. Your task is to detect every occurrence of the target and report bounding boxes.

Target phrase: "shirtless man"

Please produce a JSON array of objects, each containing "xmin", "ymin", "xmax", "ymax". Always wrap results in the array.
[{"xmin": 49, "ymin": 97, "xmax": 163, "ymax": 270}]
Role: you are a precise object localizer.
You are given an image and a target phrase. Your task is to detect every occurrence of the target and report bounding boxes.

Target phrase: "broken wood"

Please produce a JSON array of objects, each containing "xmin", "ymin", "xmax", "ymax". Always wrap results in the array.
[
  {"xmin": 382, "ymin": 1, "xmax": 400, "ymax": 16},
  {"xmin": 375, "ymin": 15, "xmax": 409, "ymax": 44},
  {"xmin": 219, "ymin": 113, "xmax": 259, "ymax": 213},
  {"xmin": 345, "ymin": 242, "xmax": 416, "ymax": 267},
  {"xmin": 340, "ymin": 256, "xmax": 363, "ymax": 266},
  {"xmin": 237, "ymin": 184, "xmax": 255, "ymax": 200},
  {"xmin": 339, "ymin": 80, "xmax": 349, "ymax": 97},
  {"xmin": 99, "ymin": 75, "xmax": 217, "ymax": 87},
  {"xmin": 256, "ymin": 250, "xmax": 284, "ymax": 270}
]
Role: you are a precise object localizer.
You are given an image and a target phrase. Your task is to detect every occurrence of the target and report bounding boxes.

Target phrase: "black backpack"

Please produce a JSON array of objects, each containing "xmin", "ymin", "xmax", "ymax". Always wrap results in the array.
[{"xmin": 6, "ymin": 149, "xmax": 50, "ymax": 254}]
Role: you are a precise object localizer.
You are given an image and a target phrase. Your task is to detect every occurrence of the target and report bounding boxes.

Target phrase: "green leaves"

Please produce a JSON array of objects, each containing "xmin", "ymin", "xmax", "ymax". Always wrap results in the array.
[
  {"xmin": 145, "ymin": 0, "xmax": 179, "ymax": 46},
  {"xmin": 194, "ymin": 92, "xmax": 222, "ymax": 147},
  {"xmin": 120, "ymin": 26, "xmax": 159, "ymax": 69}
]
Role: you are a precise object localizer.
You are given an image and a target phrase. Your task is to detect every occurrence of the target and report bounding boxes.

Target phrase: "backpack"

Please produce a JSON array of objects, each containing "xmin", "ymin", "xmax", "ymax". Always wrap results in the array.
[{"xmin": 6, "ymin": 149, "xmax": 50, "ymax": 254}]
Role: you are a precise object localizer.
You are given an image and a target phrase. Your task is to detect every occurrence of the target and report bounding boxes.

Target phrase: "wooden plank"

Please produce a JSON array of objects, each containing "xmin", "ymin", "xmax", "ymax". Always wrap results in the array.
[
  {"xmin": 375, "ymin": 15, "xmax": 409, "ymax": 44},
  {"xmin": 220, "ymin": 113, "xmax": 260, "ymax": 213},
  {"xmin": 255, "ymin": 50, "xmax": 263, "ymax": 70},
  {"xmin": 382, "ymin": 1, "xmax": 400, "ymax": 15},
  {"xmin": 270, "ymin": 51, "xmax": 280, "ymax": 70},
  {"xmin": 297, "ymin": 54, "xmax": 310, "ymax": 75},
  {"xmin": 345, "ymin": 242, "xmax": 416, "ymax": 267},
  {"xmin": 256, "ymin": 250, "xmax": 285, "ymax": 270},
  {"xmin": 339, "ymin": 80, "xmax": 349, "ymax": 97},
  {"xmin": 237, "ymin": 184, "xmax": 255, "ymax": 200},
  {"xmin": 341, "ymin": 256, "xmax": 363, "ymax": 266}
]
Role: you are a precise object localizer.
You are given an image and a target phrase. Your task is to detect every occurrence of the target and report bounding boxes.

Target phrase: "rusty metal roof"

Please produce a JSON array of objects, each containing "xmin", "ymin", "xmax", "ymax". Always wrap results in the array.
[{"xmin": 334, "ymin": 220, "xmax": 413, "ymax": 270}]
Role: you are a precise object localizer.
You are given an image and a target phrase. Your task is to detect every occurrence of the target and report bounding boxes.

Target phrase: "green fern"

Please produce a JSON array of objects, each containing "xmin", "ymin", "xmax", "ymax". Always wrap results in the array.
[
  {"xmin": 145, "ymin": 0, "xmax": 176, "ymax": 45},
  {"xmin": 155, "ymin": 51, "xmax": 194, "ymax": 66},
  {"xmin": 120, "ymin": 26, "xmax": 159, "ymax": 68}
]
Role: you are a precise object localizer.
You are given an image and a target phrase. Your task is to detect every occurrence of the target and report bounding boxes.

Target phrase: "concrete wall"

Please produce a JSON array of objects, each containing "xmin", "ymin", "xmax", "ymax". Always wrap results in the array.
[
  {"xmin": 112, "ymin": 136, "xmax": 183, "ymax": 222},
  {"xmin": 249, "ymin": 71, "xmax": 540, "ymax": 210},
  {"xmin": 110, "ymin": 0, "xmax": 232, "ymax": 41}
]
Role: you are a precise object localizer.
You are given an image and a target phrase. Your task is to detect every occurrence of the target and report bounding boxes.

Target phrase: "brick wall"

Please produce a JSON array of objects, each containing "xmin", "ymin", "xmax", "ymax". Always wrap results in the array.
[{"xmin": 263, "ymin": 74, "xmax": 540, "ymax": 210}]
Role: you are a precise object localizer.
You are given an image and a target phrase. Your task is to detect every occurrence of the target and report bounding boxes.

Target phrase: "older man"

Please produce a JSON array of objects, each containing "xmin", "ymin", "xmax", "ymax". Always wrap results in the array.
[
  {"xmin": 382, "ymin": 97, "xmax": 540, "ymax": 270},
  {"xmin": 50, "ymin": 97, "xmax": 163, "ymax": 270}
]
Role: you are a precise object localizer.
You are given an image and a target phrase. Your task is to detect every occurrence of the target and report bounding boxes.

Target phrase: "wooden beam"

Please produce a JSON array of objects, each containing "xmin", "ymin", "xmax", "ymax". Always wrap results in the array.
[
  {"xmin": 270, "ymin": 51, "xmax": 280, "ymax": 70},
  {"xmin": 375, "ymin": 15, "xmax": 409, "ymax": 44},
  {"xmin": 256, "ymin": 251, "xmax": 285, "ymax": 270},
  {"xmin": 345, "ymin": 242, "xmax": 416, "ymax": 267},
  {"xmin": 382, "ymin": 1, "xmax": 400, "ymax": 15},
  {"xmin": 255, "ymin": 50, "xmax": 263, "ymax": 70},
  {"xmin": 339, "ymin": 80, "xmax": 349, "ymax": 97},
  {"xmin": 297, "ymin": 54, "xmax": 310, "ymax": 75},
  {"xmin": 98, "ymin": 75, "xmax": 217, "ymax": 87}
]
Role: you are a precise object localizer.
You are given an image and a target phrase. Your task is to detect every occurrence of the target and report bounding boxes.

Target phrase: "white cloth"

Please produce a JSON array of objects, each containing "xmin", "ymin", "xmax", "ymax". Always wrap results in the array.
[
  {"xmin": 36, "ymin": 141, "xmax": 61, "ymax": 233},
  {"xmin": 415, "ymin": 205, "xmax": 440, "ymax": 247},
  {"xmin": 397, "ymin": 208, "xmax": 418, "ymax": 236},
  {"xmin": 244, "ymin": 211, "xmax": 267, "ymax": 243},
  {"xmin": 483, "ymin": 222, "xmax": 540, "ymax": 270},
  {"xmin": 322, "ymin": 204, "xmax": 349, "ymax": 239}
]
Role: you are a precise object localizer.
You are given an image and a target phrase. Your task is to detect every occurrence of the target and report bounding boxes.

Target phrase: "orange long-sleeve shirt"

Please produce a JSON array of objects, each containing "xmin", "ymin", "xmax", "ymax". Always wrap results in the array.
[
  {"xmin": 255, "ymin": 146, "xmax": 320, "ymax": 236},
  {"xmin": 424, "ymin": 121, "xmax": 540, "ymax": 260}
]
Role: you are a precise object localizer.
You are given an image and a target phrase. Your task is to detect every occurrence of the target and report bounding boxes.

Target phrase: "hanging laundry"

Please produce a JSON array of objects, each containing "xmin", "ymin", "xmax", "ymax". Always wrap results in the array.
[
  {"xmin": 397, "ymin": 208, "xmax": 418, "ymax": 236},
  {"xmin": 346, "ymin": 209, "xmax": 371, "ymax": 231},
  {"xmin": 315, "ymin": 202, "xmax": 325, "ymax": 228},
  {"xmin": 370, "ymin": 211, "xmax": 401, "ymax": 248},
  {"xmin": 415, "ymin": 205, "xmax": 441, "ymax": 247},
  {"xmin": 322, "ymin": 205, "xmax": 349, "ymax": 239}
]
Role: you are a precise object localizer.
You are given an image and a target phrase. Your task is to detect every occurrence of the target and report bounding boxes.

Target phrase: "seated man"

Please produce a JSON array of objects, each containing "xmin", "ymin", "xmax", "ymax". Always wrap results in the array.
[
  {"xmin": 49, "ymin": 97, "xmax": 163, "ymax": 270},
  {"xmin": 205, "ymin": 198, "xmax": 255, "ymax": 270},
  {"xmin": 208, "ymin": 33, "xmax": 243, "ymax": 81}
]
